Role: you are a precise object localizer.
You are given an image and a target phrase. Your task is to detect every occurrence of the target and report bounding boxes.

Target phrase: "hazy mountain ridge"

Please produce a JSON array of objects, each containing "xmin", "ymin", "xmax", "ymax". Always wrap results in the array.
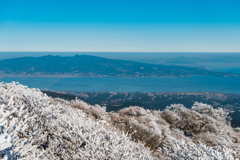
[
  {"xmin": 0, "ymin": 55, "xmax": 238, "ymax": 78},
  {"xmin": 137, "ymin": 56, "xmax": 240, "ymax": 67},
  {"xmin": 1, "ymin": 82, "xmax": 240, "ymax": 159}
]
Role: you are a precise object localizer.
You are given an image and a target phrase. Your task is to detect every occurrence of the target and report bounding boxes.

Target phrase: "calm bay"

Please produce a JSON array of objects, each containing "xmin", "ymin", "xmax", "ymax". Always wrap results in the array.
[{"xmin": 1, "ymin": 76, "xmax": 240, "ymax": 94}]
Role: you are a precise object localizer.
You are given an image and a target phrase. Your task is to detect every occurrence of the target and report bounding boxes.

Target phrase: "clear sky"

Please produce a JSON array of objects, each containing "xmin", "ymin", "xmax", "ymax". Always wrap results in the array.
[{"xmin": 0, "ymin": 0, "xmax": 240, "ymax": 52}]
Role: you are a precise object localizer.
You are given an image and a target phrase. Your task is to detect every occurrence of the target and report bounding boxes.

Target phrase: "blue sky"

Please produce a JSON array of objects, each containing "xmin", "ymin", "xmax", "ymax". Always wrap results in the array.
[{"xmin": 0, "ymin": 0, "xmax": 240, "ymax": 52}]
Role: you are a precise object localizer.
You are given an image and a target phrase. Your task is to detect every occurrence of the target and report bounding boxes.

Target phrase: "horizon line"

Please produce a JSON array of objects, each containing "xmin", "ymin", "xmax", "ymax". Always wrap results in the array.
[{"xmin": 1, "ymin": 51, "xmax": 240, "ymax": 53}]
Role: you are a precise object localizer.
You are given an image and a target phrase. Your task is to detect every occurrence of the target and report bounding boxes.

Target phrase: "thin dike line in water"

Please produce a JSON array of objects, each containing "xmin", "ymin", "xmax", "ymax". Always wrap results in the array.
[{"xmin": 46, "ymin": 77, "xmax": 65, "ymax": 91}]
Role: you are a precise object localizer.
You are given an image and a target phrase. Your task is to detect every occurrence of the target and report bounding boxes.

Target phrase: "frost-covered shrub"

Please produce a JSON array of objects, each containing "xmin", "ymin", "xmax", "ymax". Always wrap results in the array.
[
  {"xmin": 112, "ymin": 104, "xmax": 240, "ymax": 159},
  {"xmin": 71, "ymin": 99, "xmax": 107, "ymax": 120},
  {"xmin": 192, "ymin": 102, "xmax": 230, "ymax": 123},
  {"xmin": 1, "ymin": 82, "xmax": 240, "ymax": 160},
  {"xmin": 118, "ymin": 106, "xmax": 147, "ymax": 116},
  {"xmin": 160, "ymin": 110, "xmax": 179, "ymax": 127},
  {"xmin": 0, "ymin": 82, "xmax": 154, "ymax": 159},
  {"xmin": 159, "ymin": 137, "xmax": 238, "ymax": 160},
  {"xmin": 235, "ymin": 128, "xmax": 240, "ymax": 132}
]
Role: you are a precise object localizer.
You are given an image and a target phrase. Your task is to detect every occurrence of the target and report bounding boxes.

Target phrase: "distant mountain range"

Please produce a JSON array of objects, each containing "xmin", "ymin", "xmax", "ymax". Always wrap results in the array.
[
  {"xmin": 137, "ymin": 56, "xmax": 240, "ymax": 66},
  {"xmin": 0, "ymin": 55, "xmax": 238, "ymax": 78}
]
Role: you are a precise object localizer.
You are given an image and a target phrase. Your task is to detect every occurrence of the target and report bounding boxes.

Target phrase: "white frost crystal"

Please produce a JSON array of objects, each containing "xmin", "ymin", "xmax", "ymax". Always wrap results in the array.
[
  {"xmin": 0, "ymin": 82, "xmax": 239, "ymax": 159},
  {"xmin": 0, "ymin": 82, "xmax": 153, "ymax": 159}
]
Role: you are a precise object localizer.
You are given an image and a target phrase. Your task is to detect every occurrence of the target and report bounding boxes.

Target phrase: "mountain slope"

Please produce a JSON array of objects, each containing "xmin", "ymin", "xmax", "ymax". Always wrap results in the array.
[
  {"xmin": 0, "ymin": 55, "xmax": 238, "ymax": 77},
  {"xmin": 1, "ymin": 82, "xmax": 240, "ymax": 159},
  {"xmin": 0, "ymin": 82, "xmax": 153, "ymax": 159}
]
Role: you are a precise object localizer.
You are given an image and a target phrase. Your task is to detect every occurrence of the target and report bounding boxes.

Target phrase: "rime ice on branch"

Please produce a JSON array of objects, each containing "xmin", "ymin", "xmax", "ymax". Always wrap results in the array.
[
  {"xmin": 0, "ymin": 82, "xmax": 239, "ymax": 160},
  {"xmin": 0, "ymin": 82, "xmax": 153, "ymax": 159}
]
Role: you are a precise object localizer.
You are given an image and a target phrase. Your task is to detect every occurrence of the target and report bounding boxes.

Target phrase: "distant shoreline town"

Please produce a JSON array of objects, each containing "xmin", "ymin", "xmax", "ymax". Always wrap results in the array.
[{"xmin": 0, "ymin": 73, "xmax": 239, "ymax": 78}]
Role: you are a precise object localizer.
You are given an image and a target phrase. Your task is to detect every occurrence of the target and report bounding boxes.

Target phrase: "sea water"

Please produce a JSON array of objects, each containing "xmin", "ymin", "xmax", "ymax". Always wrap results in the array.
[{"xmin": 1, "ymin": 76, "xmax": 240, "ymax": 94}]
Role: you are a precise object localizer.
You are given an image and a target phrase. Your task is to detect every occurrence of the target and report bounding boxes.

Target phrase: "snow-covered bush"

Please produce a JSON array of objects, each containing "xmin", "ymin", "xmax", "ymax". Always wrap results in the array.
[
  {"xmin": 1, "ymin": 82, "xmax": 240, "ymax": 160},
  {"xmin": 192, "ymin": 102, "xmax": 230, "ymax": 123},
  {"xmin": 118, "ymin": 106, "xmax": 147, "ymax": 116},
  {"xmin": 0, "ymin": 82, "xmax": 153, "ymax": 159},
  {"xmin": 114, "ymin": 104, "xmax": 240, "ymax": 159}
]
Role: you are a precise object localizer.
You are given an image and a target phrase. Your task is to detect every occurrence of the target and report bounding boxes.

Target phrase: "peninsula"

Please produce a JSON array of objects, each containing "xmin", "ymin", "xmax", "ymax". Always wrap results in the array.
[{"xmin": 0, "ymin": 55, "xmax": 238, "ymax": 78}]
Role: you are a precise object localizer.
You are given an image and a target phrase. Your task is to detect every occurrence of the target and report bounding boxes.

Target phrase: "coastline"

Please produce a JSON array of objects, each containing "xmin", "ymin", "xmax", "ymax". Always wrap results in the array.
[{"xmin": 0, "ymin": 73, "xmax": 239, "ymax": 78}]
